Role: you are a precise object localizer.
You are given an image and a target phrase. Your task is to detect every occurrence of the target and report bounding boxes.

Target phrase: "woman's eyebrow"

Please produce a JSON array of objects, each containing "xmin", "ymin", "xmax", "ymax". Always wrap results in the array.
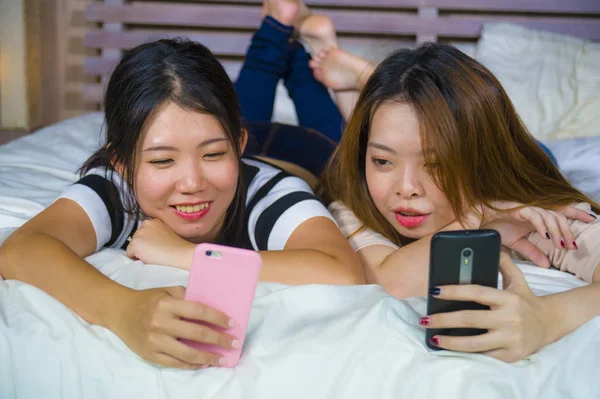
[
  {"xmin": 368, "ymin": 142, "xmax": 398, "ymax": 154},
  {"xmin": 143, "ymin": 137, "xmax": 227, "ymax": 152}
]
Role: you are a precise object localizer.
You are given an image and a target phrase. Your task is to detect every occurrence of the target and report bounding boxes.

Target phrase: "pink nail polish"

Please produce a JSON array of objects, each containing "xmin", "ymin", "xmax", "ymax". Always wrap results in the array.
[
  {"xmin": 230, "ymin": 339, "xmax": 242, "ymax": 349},
  {"xmin": 430, "ymin": 337, "xmax": 440, "ymax": 346},
  {"xmin": 560, "ymin": 240, "xmax": 565, "ymax": 248},
  {"xmin": 218, "ymin": 357, "xmax": 228, "ymax": 366},
  {"xmin": 419, "ymin": 317, "xmax": 430, "ymax": 326},
  {"xmin": 573, "ymin": 241, "xmax": 578, "ymax": 249}
]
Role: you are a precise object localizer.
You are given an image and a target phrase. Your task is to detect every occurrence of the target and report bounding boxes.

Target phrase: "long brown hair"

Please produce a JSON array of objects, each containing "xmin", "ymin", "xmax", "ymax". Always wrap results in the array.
[{"xmin": 323, "ymin": 43, "xmax": 599, "ymax": 245}]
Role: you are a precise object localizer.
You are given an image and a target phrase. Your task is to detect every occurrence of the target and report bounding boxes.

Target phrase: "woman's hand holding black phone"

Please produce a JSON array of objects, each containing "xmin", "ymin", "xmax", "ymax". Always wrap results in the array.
[{"xmin": 423, "ymin": 250, "xmax": 554, "ymax": 363}]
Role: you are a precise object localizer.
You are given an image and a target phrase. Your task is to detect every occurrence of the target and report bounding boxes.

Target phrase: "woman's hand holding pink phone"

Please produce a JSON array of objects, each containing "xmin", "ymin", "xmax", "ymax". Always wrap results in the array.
[
  {"xmin": 180, "ymin": 243, "xmax": 262, "ymax": 368},
  {"xmin": 111, "ymin": 285, "xmax": 240, "ymax": 369}
]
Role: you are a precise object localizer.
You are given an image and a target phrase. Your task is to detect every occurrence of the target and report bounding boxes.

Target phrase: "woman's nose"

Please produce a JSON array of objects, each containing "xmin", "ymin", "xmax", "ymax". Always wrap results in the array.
[
  {"xmin": 176, "ymin": 166, "xmax": 206, "ymax": 193},
  {"xmin": 395, "ymin": 169, "xmax": 424, "ymax": 198}
]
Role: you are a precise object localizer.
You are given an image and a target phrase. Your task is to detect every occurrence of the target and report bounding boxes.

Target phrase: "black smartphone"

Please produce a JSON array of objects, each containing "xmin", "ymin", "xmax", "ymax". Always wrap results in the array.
[{"xmin": 426, "ymin": 229, "xmax": 501, "ymax": 350}]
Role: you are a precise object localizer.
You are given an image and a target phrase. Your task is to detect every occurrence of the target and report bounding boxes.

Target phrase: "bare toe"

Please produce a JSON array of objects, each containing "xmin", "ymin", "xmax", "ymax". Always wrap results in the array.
[{"xmin": 299, "ymin": 15, "xmax": 338, "ymax": 54}]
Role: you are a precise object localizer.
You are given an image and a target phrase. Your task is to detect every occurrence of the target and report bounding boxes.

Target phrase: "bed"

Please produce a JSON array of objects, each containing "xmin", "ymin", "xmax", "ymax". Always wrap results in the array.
[{"xmin": 2, "ymin": 1, "xmax": 600, "ymax": 398}]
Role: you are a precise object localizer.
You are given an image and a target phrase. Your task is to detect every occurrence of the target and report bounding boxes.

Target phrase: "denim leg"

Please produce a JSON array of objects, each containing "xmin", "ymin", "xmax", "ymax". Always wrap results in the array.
[
  {"xmin": 536, "ymin": 140, "xmax": 558, "ymax": 166},
  {"xmin": 283, "ymin": 41, "xmax": 344, "ymax": 142},
  {"xmin": 244, "ymin": 122, "xmax": 337, "ymax": 176},
  {"xmin": 234, "ymin": 17, "xmax": 293, "ymax": 122}
]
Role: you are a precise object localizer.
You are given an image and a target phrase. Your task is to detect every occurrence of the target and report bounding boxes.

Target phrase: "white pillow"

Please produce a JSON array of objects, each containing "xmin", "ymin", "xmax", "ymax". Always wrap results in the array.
[
  {"xmin": 546, "ymin": 136, "xmax": 600, "ymax": 203},
  {"xmin": 475, "ymin": 23, "xmax": 600, "ymax": 141}
]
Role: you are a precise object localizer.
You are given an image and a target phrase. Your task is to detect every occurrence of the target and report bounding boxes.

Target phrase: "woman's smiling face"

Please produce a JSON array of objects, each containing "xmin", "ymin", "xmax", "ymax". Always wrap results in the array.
[{"xmin": 134, "ymin": 101, "xmax": 241, "ymax": 243}]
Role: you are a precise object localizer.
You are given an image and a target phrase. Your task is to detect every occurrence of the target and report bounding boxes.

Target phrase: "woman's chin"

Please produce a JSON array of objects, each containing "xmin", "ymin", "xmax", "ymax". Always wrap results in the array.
[
  {"xmin": 181, "ymin": 228, "xmax": 215, "ymax": 243},
  {"xmin": 393, "ymin": 224, "xmax": 436, "ymax": 240}
]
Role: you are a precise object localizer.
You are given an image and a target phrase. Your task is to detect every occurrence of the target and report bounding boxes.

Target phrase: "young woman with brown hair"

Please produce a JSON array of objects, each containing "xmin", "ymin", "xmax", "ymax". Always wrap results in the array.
[{"xmin": 315, "ymin": 42, "xmax": 600, "ymax": 362}]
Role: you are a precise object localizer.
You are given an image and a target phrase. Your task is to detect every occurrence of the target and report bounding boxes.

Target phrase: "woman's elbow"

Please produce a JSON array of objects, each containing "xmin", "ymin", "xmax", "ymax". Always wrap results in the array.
[
  {"xmin": 343, "ymin": 270, "xmax": 366, "ymax": 285},
  {"xmin": 0, "ymin": 238, "xmax": 19, "ymax": 279},
  {"xmin": 334, "ymin": 257, "xmax": 366, "ymax": 285}
]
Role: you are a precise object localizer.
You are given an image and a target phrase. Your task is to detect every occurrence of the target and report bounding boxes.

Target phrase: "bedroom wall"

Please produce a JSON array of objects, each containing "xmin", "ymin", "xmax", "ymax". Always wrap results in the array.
[
  {"xmin": 0, "ymin": 0, "xmax": 28, "ymax": 130},
  {"xmin": 0, "ymin": 0, "xmax": 97, "ymax": 138}
]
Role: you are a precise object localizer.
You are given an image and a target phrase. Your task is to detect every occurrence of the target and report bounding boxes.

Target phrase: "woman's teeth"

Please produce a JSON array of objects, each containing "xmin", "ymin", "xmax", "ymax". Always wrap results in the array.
[
  {"xmin": 399, "ymin": 211, "xmax": 421, "ymax": 216},
  {"xmin": 175, "ymin": 203, "xmax": 208, "ymax": 213}
]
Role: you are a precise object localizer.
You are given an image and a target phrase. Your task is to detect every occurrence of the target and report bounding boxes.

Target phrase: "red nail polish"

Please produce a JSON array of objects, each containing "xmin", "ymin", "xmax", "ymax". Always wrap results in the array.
[
  {"xmin": 560, "ymin": 240, "xmax": 565, "ymax": 248},
  {"xmin": 573, "ymin": 241, "xmax": 578, "ymax": 249},
  {"xmin": 419, "ymin": 317, "xmax": 430, "ymax": 326},
  {"xmin": 430, "ymin": 337, "xmax": 440, "ymax": 346}
]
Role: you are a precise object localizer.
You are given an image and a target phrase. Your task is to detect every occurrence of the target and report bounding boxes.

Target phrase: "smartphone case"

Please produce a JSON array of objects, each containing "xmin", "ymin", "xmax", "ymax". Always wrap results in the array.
[
  {"xmin": 182, "ymin": 243, "xmax": 262, "ymax": 367},
  {"xmin": 426, "ymin": 229, "xmax": 500, "ymax": 350}
]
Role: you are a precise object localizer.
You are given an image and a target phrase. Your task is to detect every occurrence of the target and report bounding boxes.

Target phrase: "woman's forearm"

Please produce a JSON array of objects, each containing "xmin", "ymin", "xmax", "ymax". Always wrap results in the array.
[
  {"xmin": 0, "ymin": 232, "xmax": 131, "ymax": 328},
  {"xmin": 375, "ymin": 220, "xmax": 471, "ymax": 298},
  {"xmin": 259, "ymin": 249, "xmax": 365, "ymax": 286},
  {"xmin": 540, "ymin": 282, "xmax": 600, "ymax": 345},
  {"xmin": 172, "ymin": 244, "xmax": 365, "ymax": 285},
  {"xmin": 375, "ymin": 237, "xmax": 433, "ymax": 298}
]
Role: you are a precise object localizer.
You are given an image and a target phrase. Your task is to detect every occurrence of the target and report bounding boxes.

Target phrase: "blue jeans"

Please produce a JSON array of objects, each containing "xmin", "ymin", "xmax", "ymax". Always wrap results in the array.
[
  {"xmin": 537, "ymin": 141, "xmax": 558, "ymax": 165},
  {"xmin": 235, "ymin": 17, "xmax": 557, "ymax": 174},
  {"xmin": 235, "ymin": 17, "xmax": 342, "ymax": 175}
]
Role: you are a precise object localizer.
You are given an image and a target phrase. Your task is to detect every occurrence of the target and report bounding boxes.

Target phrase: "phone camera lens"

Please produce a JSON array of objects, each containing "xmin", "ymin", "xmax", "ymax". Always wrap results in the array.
[
  {"xmin": 205, "ymin": 250, "xmax": 212, "ymax": 256},
  {"xmin": 463, "ymin": 249, "xmax": 472, "ymax": 257}
]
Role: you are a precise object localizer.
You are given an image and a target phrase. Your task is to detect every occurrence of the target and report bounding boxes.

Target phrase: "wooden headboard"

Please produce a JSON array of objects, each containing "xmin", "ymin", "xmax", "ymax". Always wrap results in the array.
[{"xmin": 82, "ymin": 0, "xmax": 600, "ymax": 108}]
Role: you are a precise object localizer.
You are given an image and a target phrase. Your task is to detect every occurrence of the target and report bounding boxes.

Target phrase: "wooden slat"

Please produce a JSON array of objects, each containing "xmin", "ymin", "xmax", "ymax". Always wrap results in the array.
[
  {"xmin": 84, "ymin": 30, "xmax": 410, "ymax": 55},
  {"xmin": 200, "ymin": 0, "xmax": 600, "ymax": 13},
  {"xmin": 85, "ymin": 30, "xmax": 252, "ymax": 53},
  {"xmin": 84, "ymin": 57, "xmax": 117, "ymax": 75},
  {"xmin": 102, "ymin": 0, "xmax": 124, "ymax": 88},
  {"xmin": 85, "ymin": 3, "xmax": 600, "ymax": 40},
  {"xmin": 441, "ymin": 14, "xmax": 600, "ymax": 40},
  {"xmin": 85, "ymin": 3, "xmax": 262, "ymax": 28},
  {"xmin": 83, "ymin": 83, "xmax": 104, "ymax": 103},
  {"xmin": 83, "ymin": 59, "xmax": 244, "ymax": 103},
  {"xmin": 200, "ymin": 0, "xmax": 412, "ymax": 6},
  {"xmin": 417, "ymin": 7, "xmax": 438, "ymax": 43},
  {"xmin": 84, "ymin": 2, "xmax": 419, "ymax": 34},
  {"xmin": 319, "ymin": 9, "xmax": 600, "ymax": 39},
  {"xmin": 430, "ymin": 0, "xmax": 600, "ymax": 13}
]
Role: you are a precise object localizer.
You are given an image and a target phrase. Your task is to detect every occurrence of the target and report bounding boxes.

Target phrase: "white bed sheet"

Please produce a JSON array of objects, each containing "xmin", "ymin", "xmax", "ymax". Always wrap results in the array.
[{"xmin": 1, "ymin": 114, "xmax": 600, "ymax": 399}]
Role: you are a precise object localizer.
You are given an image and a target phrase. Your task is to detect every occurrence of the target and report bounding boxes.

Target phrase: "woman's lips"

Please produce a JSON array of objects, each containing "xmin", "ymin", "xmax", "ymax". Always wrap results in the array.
[
  {"xmin": 394, "ymin": 212, "xmax": 429, "ymax": 228},
  {"xmin": 172, "ymin": 202, "xmax": 211, "ymax": 221}
]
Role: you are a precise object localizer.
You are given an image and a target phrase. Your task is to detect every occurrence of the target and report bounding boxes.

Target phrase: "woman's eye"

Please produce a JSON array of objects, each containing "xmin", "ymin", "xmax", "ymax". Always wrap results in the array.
[
  {"xmin": 204, "ymin": 152, "xmax": 226, "ymax": 160},
  {"xmin": 372, "ymin": 157, "xmax": 391, "ymax": 167},
  {"xmin": 149, "ymin": 159, "xmax": 173, "ymax": 165}
]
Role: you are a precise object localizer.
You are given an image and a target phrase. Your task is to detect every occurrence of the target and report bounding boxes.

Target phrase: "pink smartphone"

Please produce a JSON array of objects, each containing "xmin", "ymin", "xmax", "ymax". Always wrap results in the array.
[{"xmin": 181, "ymin": 243, "xmax": 262, "ymax": 367}]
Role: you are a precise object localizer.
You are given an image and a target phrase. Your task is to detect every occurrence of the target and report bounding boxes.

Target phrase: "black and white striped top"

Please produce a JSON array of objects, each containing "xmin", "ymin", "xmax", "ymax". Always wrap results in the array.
[{"xmin": 58, "ymin": 157, "xmax": 333, "ymax": 252}]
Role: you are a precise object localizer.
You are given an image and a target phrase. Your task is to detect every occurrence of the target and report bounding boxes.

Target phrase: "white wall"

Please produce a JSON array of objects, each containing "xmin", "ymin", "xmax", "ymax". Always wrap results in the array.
[{"xmin": 0, "ymin": 0, "xmax": 28, "ymax": 129}]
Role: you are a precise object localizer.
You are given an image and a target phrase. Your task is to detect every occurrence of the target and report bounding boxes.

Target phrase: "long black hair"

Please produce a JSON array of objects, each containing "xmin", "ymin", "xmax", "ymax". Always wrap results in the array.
[{"xmin": 82, "ymin": 38, "xmax": 247, "ymax": 246}]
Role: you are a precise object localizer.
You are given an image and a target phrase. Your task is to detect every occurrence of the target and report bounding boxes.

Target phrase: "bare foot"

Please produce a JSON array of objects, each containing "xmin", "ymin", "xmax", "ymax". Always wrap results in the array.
[
  {"xmin": 264, "ymin": 0, "xmax": 301, "ymax": 27},
  {"xmin": 298, "ymin": 14, "xmax": 338, "ymax": 55},
  {"xmin": 309, "ymin": 48, "xmax": 373, "ymax": 92}
]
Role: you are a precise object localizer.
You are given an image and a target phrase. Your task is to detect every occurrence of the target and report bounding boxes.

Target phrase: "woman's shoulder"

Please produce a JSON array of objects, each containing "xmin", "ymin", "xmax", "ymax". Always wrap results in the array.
[
  {"xmin": 58, "ymin": 166, "xmax": 135, "ymax": 251},
  {"xmin": 240, "ymin": 157, "xmax": 332, "ymax": 251},
  {"xmin": 328, "ymin": 201, "xmax": 400, "ymax": 252},
  {"xmin": 241, "ymin": 156, "xmax": 316, "ymax": 198}
]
